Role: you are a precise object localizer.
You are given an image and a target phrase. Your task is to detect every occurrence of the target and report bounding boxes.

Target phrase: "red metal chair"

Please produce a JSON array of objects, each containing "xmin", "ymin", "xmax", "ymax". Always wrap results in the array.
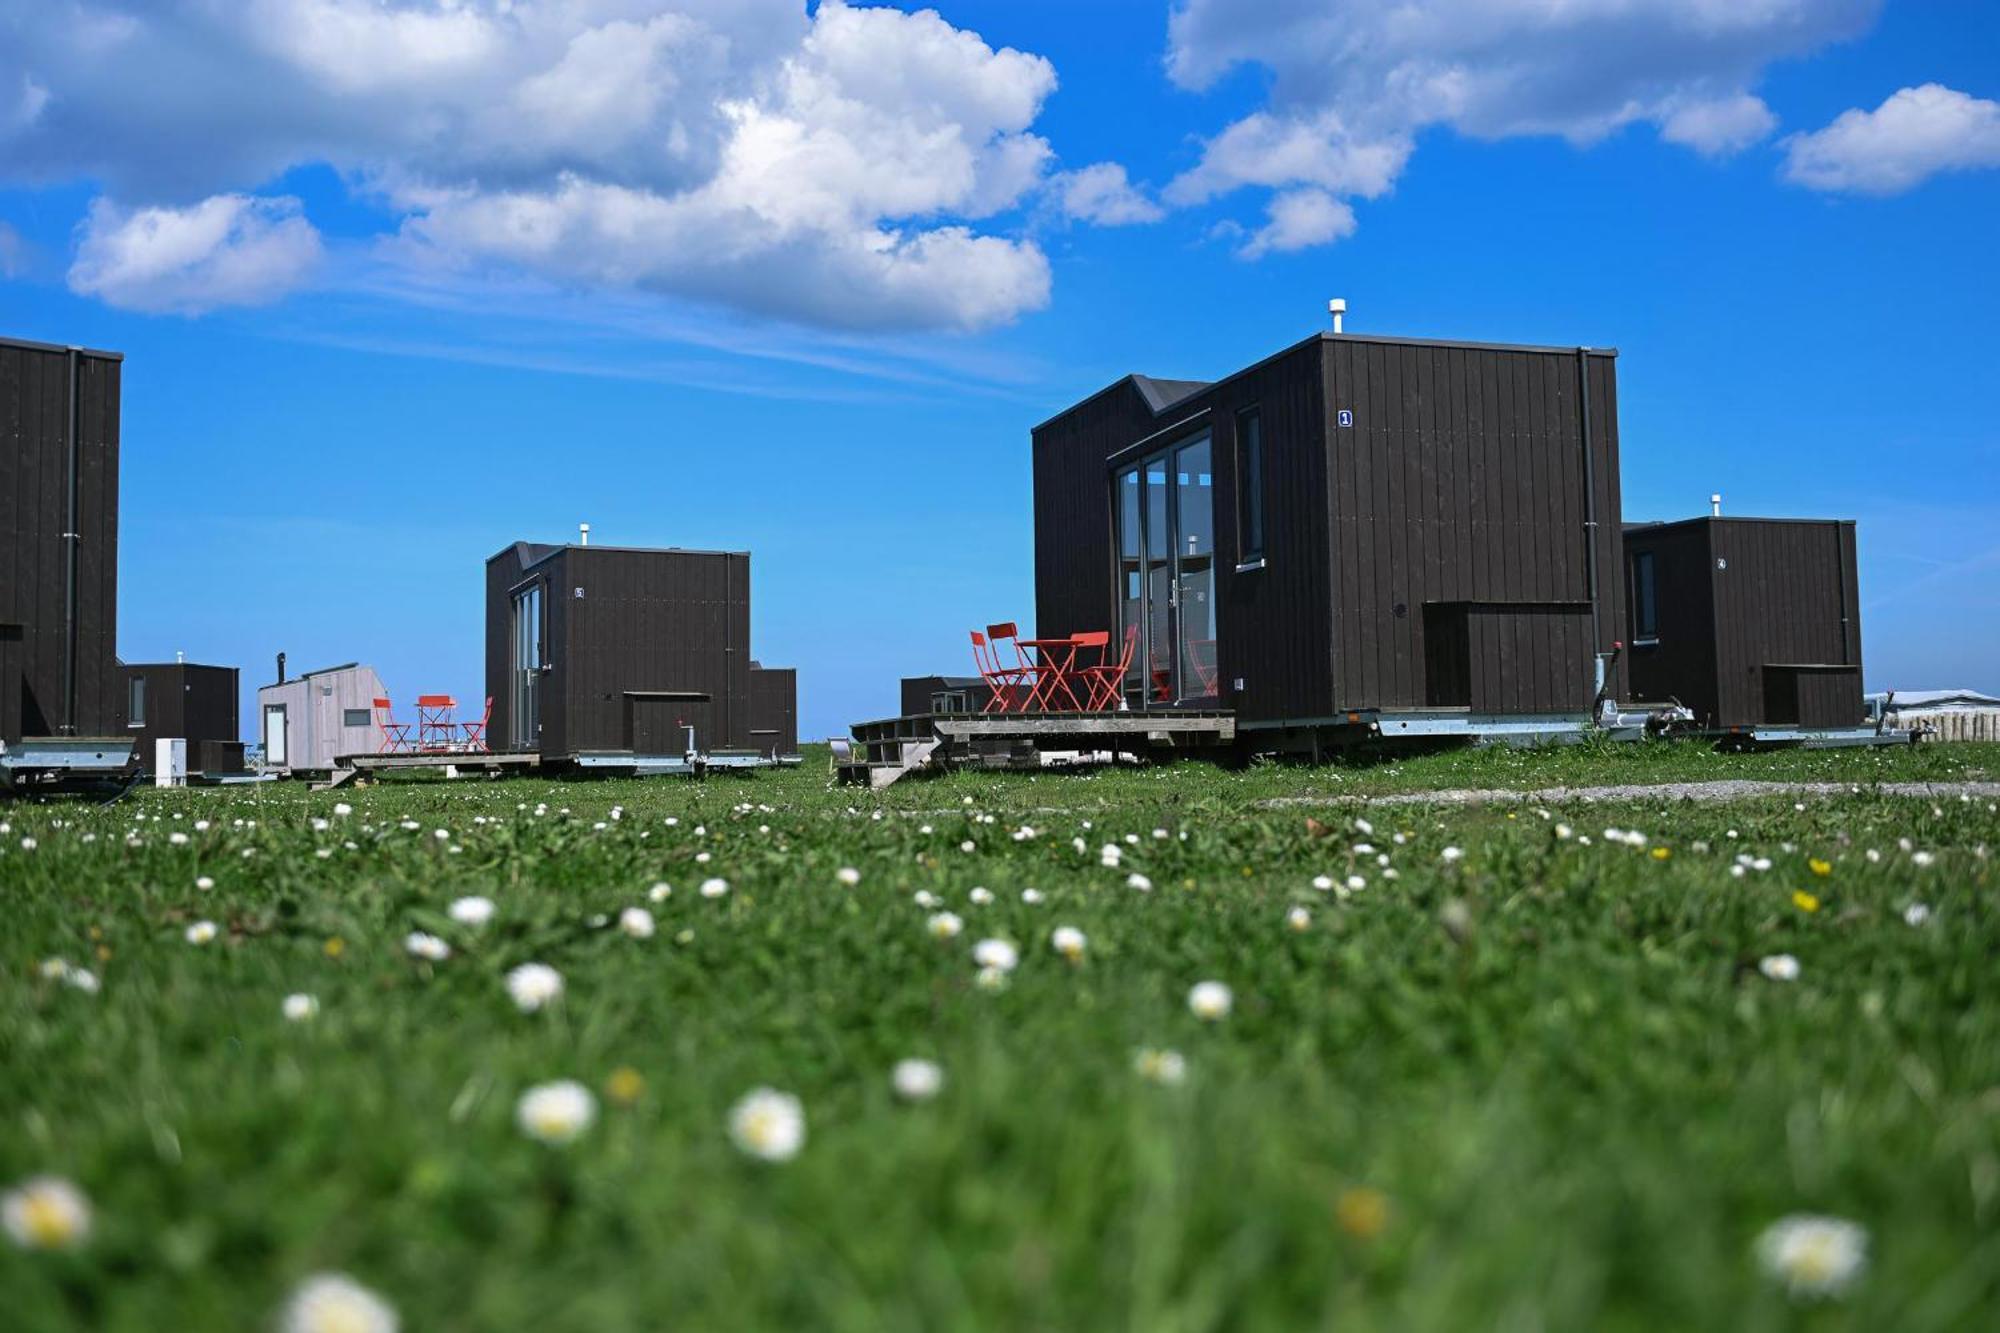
[
  {"xmin": 989, "ymin": 623, "xmax": 1056, "ymax": 713},
  {"xmin": 1079, "ymin": 626, "xmax": 1137, "ymax": 711},
  {"xmin": 1040, "ymin": 630, "xmax": 1106, "ymax": 712},
  {"xmin": 374, "ymin": 696, "xmax": 413, "ymax": 754},
  {"xmin": 460, "ymin": 697, "xmax": 493, "ymax": 753},
  {"xmin": 415, "ymin": 694, "xmax": 458, "ymax": 751},
  {"xmin": 971, "ymin": 629, "xmax": 1032, "ymax": 714}
]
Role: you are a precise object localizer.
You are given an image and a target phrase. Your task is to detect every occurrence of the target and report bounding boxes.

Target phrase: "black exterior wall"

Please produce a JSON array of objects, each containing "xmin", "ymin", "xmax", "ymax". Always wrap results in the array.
[
  {"xmin": 122, "ymin": 663, "xmax": 243, "ymax": 772},
  {"xmin": 1624, "ymin": 516, "xmax": 1863, "ymax": 729},
  {"xmin": 1, "ymin": 335, "xmax": 122, "ymax": 743},
  {"xmin": 749, "ymin": 665, "xmax": 798, "ymax": 757},
  {"xmin": 1032, "ymin": 332, "xmax": 1625, "ymax": 726},
  {"xmin": 486, "ymin": 541, "xmax": 795, "ymax": 757}
]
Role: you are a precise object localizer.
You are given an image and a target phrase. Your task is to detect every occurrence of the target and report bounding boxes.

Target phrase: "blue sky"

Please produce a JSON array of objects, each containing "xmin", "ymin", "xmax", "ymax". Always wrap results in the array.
[{"xmin": 3, "ymin": 1, "xmax": 1997, "ymax": 740}]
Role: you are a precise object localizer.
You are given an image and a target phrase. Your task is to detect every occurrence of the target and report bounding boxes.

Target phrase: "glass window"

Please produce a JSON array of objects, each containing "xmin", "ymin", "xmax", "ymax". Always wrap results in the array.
[
  {"xmin": 1116, "ymin": 467, "xmax": 1143, "ymax": 700},
  {"xmin": 128, "ymin": 676, "xmax": 146, "ymax": 726},
  {"xmin": 343, "ymin": 708, "xmax": 371, "ymax": 728},
  {"xmin": 263, "ymin": 704, "xmax": 287, "ymax": 766},
  {"xmin": 1236, "ymin": 408, "xmax": 1263, "ymax": 563},
  {"xmin": 513, "ymin": 582, "xmax": 544, "ymax": 747},
  {"xmin": 1176, "ymin": 435, "xmax": 1217, "ymax": 702},
  {"xmin": 1633, "ymin": 551, "xmax": 1658, "ymax": 640}
]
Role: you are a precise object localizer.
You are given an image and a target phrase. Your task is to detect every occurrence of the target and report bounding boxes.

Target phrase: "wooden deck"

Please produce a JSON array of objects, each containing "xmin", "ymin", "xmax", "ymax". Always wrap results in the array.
[
  {"xmin": 842, "ymin": 710, "xmax": 1237, "ymax": 788},
  {"xmin": 319, "ymin": 750, "xmax": 542, "ymax": 789}
]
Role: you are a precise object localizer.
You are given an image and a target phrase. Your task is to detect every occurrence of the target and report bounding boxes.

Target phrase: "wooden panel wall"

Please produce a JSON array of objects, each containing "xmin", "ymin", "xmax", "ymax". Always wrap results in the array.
[
  {"xmin": 0, "ymin": 341, "xmax": 123, "ymax": 741},
  {"xmin": 1324, "ymin": 339, "xmax": 1624, "ymax": 715},
  {"xmin": 1624, "ymin": 522, "xmax": 1721, "ymax": 723},
  {"xmin": 1711, "ymin": 519, "xmax": 1862, "ymax": 727},
  {"xmin": 123, "ymin": 663, "xmax": 241, "ymax": 757}
]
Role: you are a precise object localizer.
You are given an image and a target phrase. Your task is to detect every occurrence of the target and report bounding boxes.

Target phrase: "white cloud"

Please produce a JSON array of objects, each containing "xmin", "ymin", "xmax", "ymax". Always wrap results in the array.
[
  {"xmin": 1163, "ymin": 0, "xmax": 1881, "ymax": 253},
  {"xmin": 1783, "ymin": 83, "xmax": 2000, "ymax": 194},
  {"xmin": 3, "ymin": 1, "xmax": 1068, "ymax": 331},
  {"xmin": 1239, "ymin": 188, "xmax": 1355, "ymax": 258},
  {"xmin": 1051, "ymin": 163, "xmax": 1163, "ymax": 225},
  {"xmin": 1660, "ymin": 93, "xmax": 1780, "ymax": 157},
  {"xmin": 67, "ymin": 195, "xmax": 323, "ymax": 314}
]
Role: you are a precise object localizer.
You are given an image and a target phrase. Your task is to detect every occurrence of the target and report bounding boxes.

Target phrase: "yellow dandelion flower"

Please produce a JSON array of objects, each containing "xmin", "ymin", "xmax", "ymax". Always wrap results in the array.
[
  {"xmin": 324, "ymin": 936, "xmax": 346, "ymax": 959},
  {"xmin": 1792, "ymin": 890, "xmax": 1821, "ymax": 914},
  {"xmin": 605, "ymin": 1067, "xmax": 645, "ymax": 1106},
  {"xmin": 1336, "ymin": 1186, "xmax": 1390, "ymax": 1241},
  {"xmin": 1809, "ymin": 858, "xmax": 1832, "ymax": 876},
  {"xmin": 1651, "ymin": 847, "xmax": 1671, "ymax": 861}
]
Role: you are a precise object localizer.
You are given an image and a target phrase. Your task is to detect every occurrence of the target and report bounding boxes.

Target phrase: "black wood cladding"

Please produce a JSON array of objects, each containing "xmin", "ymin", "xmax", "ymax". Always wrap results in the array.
[
  {"xmin": 1033, "ymin": 333, "xmax": 1624, "ymax": 724},
  {"xmin": 1, "ymin": 338, "xmax": 123, "ymax": 742},
  {"xmin": 122, "ymin": 663, "xmax": 241, "ymax": 761},
  {"xmin": 1625, "ymin": 517, "xmax": 1863, "ymax": 728}
]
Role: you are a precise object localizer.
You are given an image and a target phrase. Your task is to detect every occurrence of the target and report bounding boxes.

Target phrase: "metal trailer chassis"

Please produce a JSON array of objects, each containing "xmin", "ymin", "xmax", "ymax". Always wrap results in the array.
[{"xmin": 0, "ymin": 737, "xmax": 139, "ymax": 796}]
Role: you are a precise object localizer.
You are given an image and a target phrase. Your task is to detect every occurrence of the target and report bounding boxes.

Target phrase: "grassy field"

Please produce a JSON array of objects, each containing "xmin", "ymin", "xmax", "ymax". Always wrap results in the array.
[{"xmin": 3, "ymin": 742, "xmax": 1998, "ymax": 1330}]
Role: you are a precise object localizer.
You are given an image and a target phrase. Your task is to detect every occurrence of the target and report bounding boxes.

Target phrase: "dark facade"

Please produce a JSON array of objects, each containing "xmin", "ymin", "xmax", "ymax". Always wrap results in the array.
[
  {"xmin": 1, "ymin": 335, "xmax": 123, "ymax": 743},
  {"xmin": 485, "ymin": 541, "xmax": 797, "ymax": 757},
  {"xmin": 901, "ymin": 675, "xmax": 993, "ymax": 716},
  {"xmin": 749, "ymin": 664, "xmax": 798, "ymax": 757},
  {"xmin": 1623, "ymin": 516, "xmax": 1863, "ymax": 729},
  {"xmin": 122, "ymin": 662, "xmax": 245, "ymax": 774},
  {"xmin": 1032, "ymin": 332, "xmax": 1626, "ymax": 727}
]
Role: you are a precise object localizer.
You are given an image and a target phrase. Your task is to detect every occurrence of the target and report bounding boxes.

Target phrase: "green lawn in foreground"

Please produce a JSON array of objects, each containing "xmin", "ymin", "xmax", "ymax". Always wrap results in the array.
[{"xmin": 2, "ymin": 745, "xmax": 1997, "ymax": 1330}]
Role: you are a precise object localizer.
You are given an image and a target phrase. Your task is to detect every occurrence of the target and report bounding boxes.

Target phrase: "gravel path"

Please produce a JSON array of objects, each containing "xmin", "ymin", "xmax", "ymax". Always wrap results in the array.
[{"xmin": 1254, "ymin": 780, "xmax": 2000, "ymax": 810}]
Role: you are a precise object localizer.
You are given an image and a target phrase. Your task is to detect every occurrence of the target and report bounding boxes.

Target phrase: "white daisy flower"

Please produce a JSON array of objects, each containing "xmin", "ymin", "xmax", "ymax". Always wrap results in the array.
[
  {"xmin": 185, "ymin": 920, "xmax": 218, "ymax": 945},
  {"xmin": 1759, "ymin": 954, "xmax": 1801, "ymax": 982},
  {"xmin": 1755, "ymin": 1214, "xmax": 1868, "ymax": 1298},
  {"xmin": 835, "ymin": 866, "xmax": 861, "ymax": 886},
  {"xmin": 969, "ymin": 886, "xmax": 995, "ymax": 905},
  {"xmin": 404, "ymin": 932, "xmax": 451, "ymax": 962},
  {"xmin": 1903, "ymin": 903, "xmax": 1931, "ymax": 926},
  {"xmin": 728, "ymin": 1087, "xmax": 805, "ymax": 1161},
  {"xmin": 913, "ymin": 890, "xmax": 940, "ymax": 909},
  {"xmin": 927, "ymin": 912, "xmax": 963, "ymax": 940},
  {"xmin": 332, "ymin": 803, "xmax": 353, "ymax": 816},
  {"xmin": 973, "ymin": 938, "xmax": 1019, "ymax": 972},
  {"xmin": 1312, "ymin": 875, "xmax": 1335, "ymax": 892},
  {"xmin": 2, "ymin": 1176, "xmax": 92, "ymax": 1250},
  {"xmin": 1911, "ymin": 850, "xmax": 1935, "ymax": 867},
  {"xmin": 282, "ymin": 993, "xmax": 319, "ymax": 1022},
  {"xmin": 1099, "ymin": 844, "xmax": 1123, "ymax": 868},
  {"xmin": 647, "ymin": 881, "xmax": 673, "ymax": 902},
  {"xmin": 515, "ymin": 1080, "xmax": 596, "ymax": 1145},
  {"xmin": 618, "ymin": 907, "xmax": 655, "ymax": 939},
  {"xmin": 1286, "ymin": 906, "xmax": 1311, "ymax": 931},
  {"xmin": 1188, "ymin": 980, "xmax": 1233, "ymax": 1021},
  {"xmin": 1051, "ymin": 925, "xmax": 1087, "ymax": 960},
  {"xmin": 448, "ymin": 895, "xmax": 495, "ymax": 927},
  {"xmin": 974, "ymin": 965, "xmax": 1010, "ymax": 991},
  {"xmin": 505, "ymin": 963, "xmax": 564, "ymax": 1011},
  {"xmin": 38, "ymin": 957, "xmax": 72, "ymax": 981},
  {"xmin": 64, "ymin": 968, "xmax": 99, "ymax": 994},
  {"xmin": 1021, "ymin": 888, "xmax": 1045, "ymax": 905},
  {"xmin": 1126, "ymin": 872, "xmax": 1153, "ymax": 892},
  {"xmin": 1133, "ymin": 1048, "xmax": 1187, "ymax": 1085},
  {"xmin": 1440, "ymin": 847, "xmax": 1464, "ymax": 863},
  {"xmin": 699, "ymin": 877, "xmax": 730, "ymax": 899},
  {"xmin": 891, "ymin": 1059, "xmax": 944, "ymax": 1102}
]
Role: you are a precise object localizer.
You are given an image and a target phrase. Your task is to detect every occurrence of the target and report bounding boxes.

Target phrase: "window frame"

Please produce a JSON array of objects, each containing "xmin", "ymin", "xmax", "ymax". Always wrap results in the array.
[
  {"xmin": 1234, "ymin": 406, "xmax": 1265, "ymax": 571},
  {"xmin": 1631, "ymin": 550, "xmax": 1660, "ymax": 644},
  {"xmin": 128, "ymin": 675, "xmax": 147, "ymax": 727},
  {"xmin": 342, "ymin": 707, "xmax": 372, "ymax": 729}
]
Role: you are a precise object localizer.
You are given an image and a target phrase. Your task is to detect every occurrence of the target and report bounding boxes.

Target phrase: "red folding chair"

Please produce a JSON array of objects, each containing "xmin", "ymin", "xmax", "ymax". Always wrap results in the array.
[
  {"xmin": 987, "ymin": 623, "xmax": 1053, "ymax": 713},
  {"xmin": 373, "ymin": 696, "xmax": 413, "ymax": 754},
  {"xmin": 1042, "ymin": 630, "xmax": 1106, "ymax": 712},
  {"xmin": 1078, "ymin": 626, "xmax": 1137, "ymax": 711},
  {"xmin": 971, "ymin": 629, "xmax": 1032, "ymax": 714},
  {"xmin": 460, "ymin": 697, "xmax": 493, "ymax": 753}
]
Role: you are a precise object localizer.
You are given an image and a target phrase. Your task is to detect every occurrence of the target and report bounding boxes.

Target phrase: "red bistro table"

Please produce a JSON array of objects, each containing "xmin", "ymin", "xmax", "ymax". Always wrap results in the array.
[
  {"xmin": 1017, "ymin": 637, "xmax": 1088, "ymax": 712},
  {"xmin": 415, "ymin": 694, "xmax": 458, "ymax": 751}
]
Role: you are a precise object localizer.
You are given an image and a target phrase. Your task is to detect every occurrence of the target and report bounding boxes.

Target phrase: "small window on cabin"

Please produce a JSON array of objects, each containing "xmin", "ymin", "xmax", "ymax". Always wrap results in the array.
[
  {"xmin": 1632, "ymin": 551, "xmax": 1659, "ymax": 642},
  {"xmin": 343, "ymin": 708, "xmax": 371, "ymax": 728},
  {"xmin": 128, "ymin": 677, "xmax": 146, "ymax": 727},
  {"xmin": 1235, "ymin": 407, "xmax": 1264, "ymax": 566}
]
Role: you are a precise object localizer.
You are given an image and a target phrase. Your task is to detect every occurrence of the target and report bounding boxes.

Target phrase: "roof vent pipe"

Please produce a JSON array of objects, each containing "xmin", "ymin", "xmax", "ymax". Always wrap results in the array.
[
  {"xmin": 276, "ymin": 651, "xmax": 286, "ymax": 684},
  {"xmin": 579, "ymin": 521, "xmax": 590, "ymax": 547},
  {"xmin": 1328, "ymin": 298, "xmax": 1346, "ymax": 334},
  {"xmin": 1711, "ymin": 493, "xmax": 1722, "ymax": 517}
]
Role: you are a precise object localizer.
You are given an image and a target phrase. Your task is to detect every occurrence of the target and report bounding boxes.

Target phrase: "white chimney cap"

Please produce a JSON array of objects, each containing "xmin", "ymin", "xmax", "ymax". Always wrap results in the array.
[
  {"xmin": 1328, "ymin": 298, "xmax": 1346, "ymax": 315},
  {"xmin": 579, "ymin": 521, "xmax": 591, "ymax": 546}
]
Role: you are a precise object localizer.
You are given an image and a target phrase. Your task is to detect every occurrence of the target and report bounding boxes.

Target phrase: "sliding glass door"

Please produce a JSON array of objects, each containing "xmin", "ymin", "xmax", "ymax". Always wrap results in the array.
[
  {"xmin": 511, "ymin": 583, "xmax": 542, "ymax": 748},
  {"xmin": 1113, "ymin": 433, "xmax": 1217, "ymax": 707}
]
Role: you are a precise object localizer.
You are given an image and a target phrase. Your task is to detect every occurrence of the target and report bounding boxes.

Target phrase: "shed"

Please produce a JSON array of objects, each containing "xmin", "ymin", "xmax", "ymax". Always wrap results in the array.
[
  {"xmin": 1869, "ymin": 689, "xmax": 2000, "ymax": 743},
  {"xmin": 484, "ymin": 540, "xmax": 798, "ymax": 759},
  {"xmin": 123, "ymin": 662, "xmax": 244, "ymax": 775},
  {"xmin": 1622, "ymin": 516, "xmax": 1863, "ymax": 730},
  {"xmin": 901, "ymin": 675, "xmax": 994, "ymax": 717},
  {"xmin": 256, "ymin": 662, "xmax": 388, "ymax": 775},
  {"xmin": 1032, "ymin": 331, "xmax": 1626, "ymax": 730},
  {"xmin": 1, "ymin": 334, "xmax": 124, "ymax": 744}
]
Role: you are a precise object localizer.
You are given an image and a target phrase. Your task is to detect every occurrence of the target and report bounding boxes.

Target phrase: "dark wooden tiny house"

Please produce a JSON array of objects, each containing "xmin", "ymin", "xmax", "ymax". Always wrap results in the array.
[
  {"xmin": 1623, "ymin": 516, "xmax": 1863, "ymax": 730},
  {"xmin": 1, "ymin": 334, "xmax": 123, "ymax": 744},
  {"xmin": 485, "ymin": 541, "xmax": 797, "ymax": 758},
  {"xmin": 122, "ymin": 662, "xmax": 245, "ymax": 774},
  {"xmin": 1032, "ymin": 331, "xmax": 1626, "ymax": 731}
]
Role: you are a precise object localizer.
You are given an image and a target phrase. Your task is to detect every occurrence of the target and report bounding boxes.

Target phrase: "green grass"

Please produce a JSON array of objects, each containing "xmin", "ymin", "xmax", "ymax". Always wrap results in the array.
[{"xmin": 3, "ymin": 746, "xmax": 1998, "ymax": 1330}]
